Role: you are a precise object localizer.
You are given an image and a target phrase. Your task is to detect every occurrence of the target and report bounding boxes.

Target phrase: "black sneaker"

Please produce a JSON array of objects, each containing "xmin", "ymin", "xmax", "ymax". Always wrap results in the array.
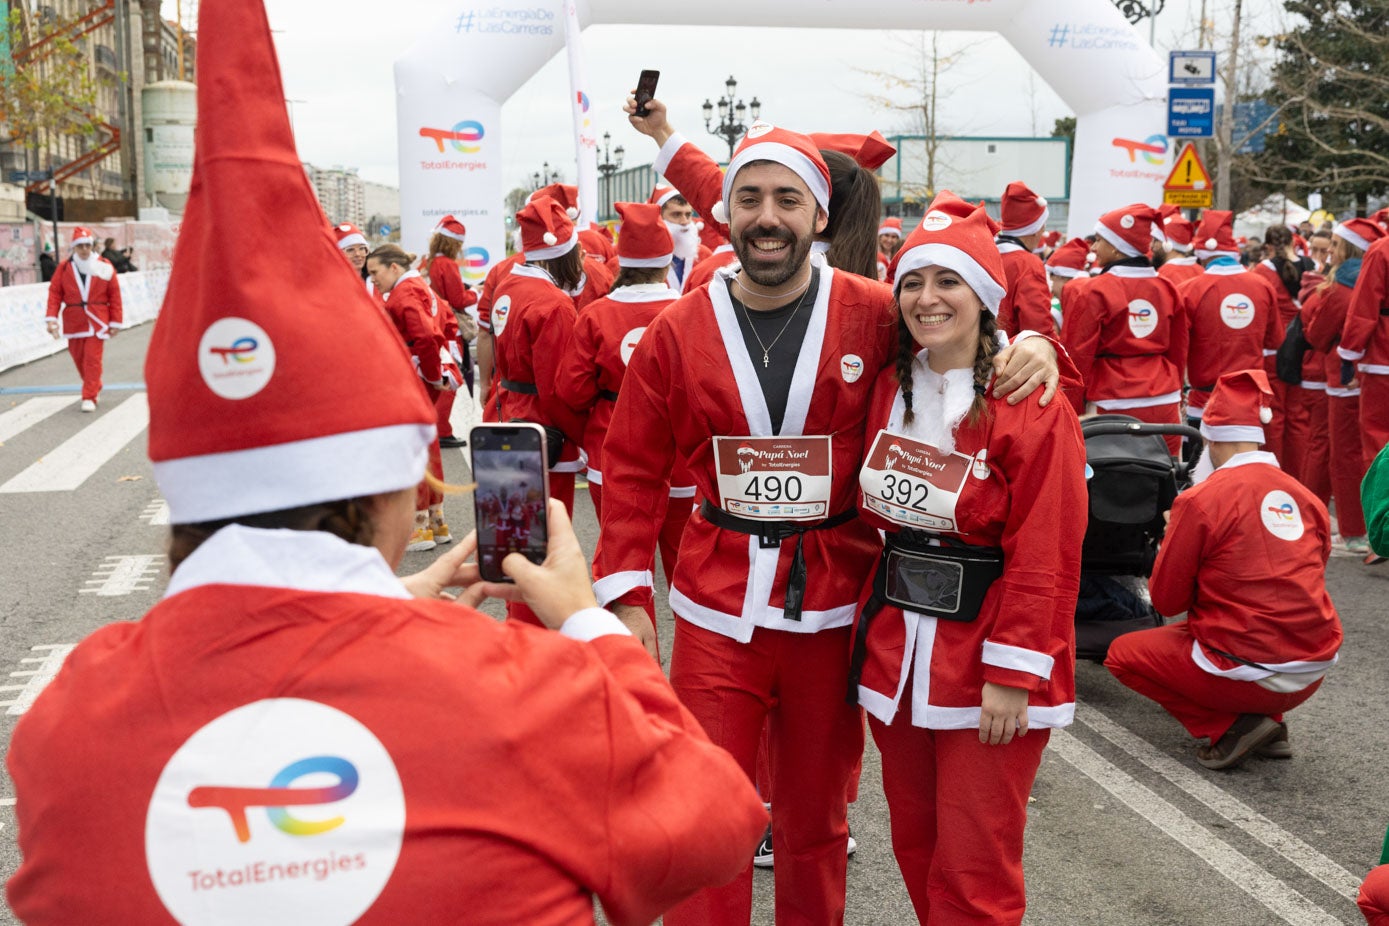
[
  {"xmin": 438, "ymin": 435, "xmax": 467, "ymax": 448},
  {"xmin": 752, "ymin": 826, "xmax": 773, "ymax": 868}
]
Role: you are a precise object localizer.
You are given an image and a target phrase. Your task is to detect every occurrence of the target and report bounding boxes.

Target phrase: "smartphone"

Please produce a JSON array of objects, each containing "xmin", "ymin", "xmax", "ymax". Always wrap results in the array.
[
  {"xmin": 470, "ymin": 423, "xmax": 550, "ymax": 583},
  {"xmin": 634, "ymin": 69, "xmax": 660, "ymax": 117}
]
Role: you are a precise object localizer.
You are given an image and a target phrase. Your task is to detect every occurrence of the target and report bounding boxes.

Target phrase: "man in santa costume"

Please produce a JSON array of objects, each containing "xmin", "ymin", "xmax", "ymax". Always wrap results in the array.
[
  {"xmin": 1156, "ymin": 205, "xmax": 1203, "ymax": 287},
  {"xmin": 606, "ymin": 96, "xmax": 1061, "ymax": 924},
  {"xmin": 6, "ymin": 0, "xmax": 768, "ymax": 921},
  {"xmin": 45, "ymin": 226, "xmax": 123, "ymax": 411},
  {"xmin": 649, "ymin": 185, "xmax": 709, "ymax": 292},
  {"xmin": 994, "ymin": 180, "xmax": 1053, "ymax": 338},
  {"xmin": 1061, "ymin": 203, "xmax": 1188, "ymax": 453},
  {"xmin": 1177, "ymin": 210, "xmax": 1283, "ymax": 428},
  {"xmin": 1106, "ymin": 369, "xmax": 1342, "ymax": 770},
  {"xmin": 1340, "ymin": 214, "xmax": 1389, "ymax": 470}
]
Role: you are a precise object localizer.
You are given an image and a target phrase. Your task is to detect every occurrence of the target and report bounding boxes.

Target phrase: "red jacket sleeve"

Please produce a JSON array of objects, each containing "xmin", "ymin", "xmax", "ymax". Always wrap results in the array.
[
  {"xmin": 1162, "ymin": 278, "xmax": 1189, "ymax": 383},
  {"xmin": 1342, "ymin": 242, "xmax": 1389, "ymax": 359},
  {"xmin": 1304, "ymin": 284, "xmax": 1349, "ymax": 352},
  {"xmin": 1258, "ymin": 277, "xmax": 1284, "ymax": 353},
  {"xmin": 1013, "ymin": 257, "xmax": 1055, "ymax": 336},
  {"xmin": 530, "ymin": 302, "xmax": 588, "ymax": 445},
  {"xmin": 399, "ymin": 290, "xmax": 444, "ymax": 384},
  {"xmin": 656, "ymin": 136, "xmax": 729, "ymax": 240},
  {"xmin": 1059, "ymin": 281, "xmax": 1100, "ymax": 413},
  {"xmin": 429, "ymin": 256, "xmax": 472, "ymax": 313},
  {"xmin": 554, "ymin": 313, "xmax": 602, "ymax": 414},
  {"xmin": 1148, "ymin": 489, "xmax": 1208, "ymax": 617},
  {"xmin": 45, "ymin": 264, "xmax": 66, "ymax": 319}
]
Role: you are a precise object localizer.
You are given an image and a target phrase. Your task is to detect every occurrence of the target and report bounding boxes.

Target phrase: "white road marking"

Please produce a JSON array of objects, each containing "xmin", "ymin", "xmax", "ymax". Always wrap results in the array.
[
  {"xmin": 79, "ymin": 554, "xmax": 164, "ymax": 597},
  {"xmin": 1075, "ymin": 703, "xmax": 1363, "ymax": 901},
  {"xmin": 0, "ymin": 396, "xmax": 79, "ymax": 444},
  {"xmin": 0, "ymin": 392, "xmax": 149, "ymax": 493},
  {"xmin": 3, "ymin": 645, "xmax": 76, "ymax": 716},
  {"xmin": 1051, "ymin": 729, "xmax": 1347, "ymax": 926},
  {"xmin": 0, "ymin": 798, "xmax": 14, "ymax": 807},
  {"xmin": 140, "ymin": 497, "xmax": 170, "ymax": 526}
]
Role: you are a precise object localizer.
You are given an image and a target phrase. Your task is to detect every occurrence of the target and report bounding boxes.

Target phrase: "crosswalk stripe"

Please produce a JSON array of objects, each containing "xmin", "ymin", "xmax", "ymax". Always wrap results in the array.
[
  {"xmin": 0, "ymin": 396, "xmax": 79, "ymax": 444},
  {"xmin": 0, "ymin": 393, "xmax": 149, "ymax": 493}
]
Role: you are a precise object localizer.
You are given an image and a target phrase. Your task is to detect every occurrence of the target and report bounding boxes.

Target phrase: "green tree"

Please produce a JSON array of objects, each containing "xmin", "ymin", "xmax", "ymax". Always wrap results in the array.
[
  {"xmin": 1051, "ymin": 116, "xmax": 1076, "ymax": 178},
  {"xmin": 1251, "ymin": 1, "xmax": 1389, "ymax": 214},
  {"xmin": 0, "ymin": 8, "xmax": 104, "ymax": 148}
]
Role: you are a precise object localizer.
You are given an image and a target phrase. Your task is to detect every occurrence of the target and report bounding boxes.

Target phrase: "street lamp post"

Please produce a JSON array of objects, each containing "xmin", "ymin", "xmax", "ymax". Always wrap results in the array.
[
  {"xmin": 702, "ymin": 75, "xmax": 761, "ymax": 162},
  {"xmin": 597, "ymin": 131, "xmax": 625, "ymax": 221},
  {"xmin": 532, "ymin": 161, "xmax": 558, "ymax": 191}
]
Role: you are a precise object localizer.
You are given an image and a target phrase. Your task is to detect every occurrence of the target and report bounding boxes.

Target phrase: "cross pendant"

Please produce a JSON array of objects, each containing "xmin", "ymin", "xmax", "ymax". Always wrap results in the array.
[{"xmin": 762, "ymin": 352, "xmax": 770, "ymax": 368}]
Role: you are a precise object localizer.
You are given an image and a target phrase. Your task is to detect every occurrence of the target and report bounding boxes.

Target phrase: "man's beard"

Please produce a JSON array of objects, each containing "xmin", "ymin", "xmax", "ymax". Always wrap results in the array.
[
  {"xmin": 666, "ymin": 220, "xmax": 701, "ymax": 263},
  {"xmin": 72, "ymin": 252, "xmax": 95, "ymax": 274},
  {"xmin": 732, "ymin": 224, "xmax": 814, "ymax": 288}
]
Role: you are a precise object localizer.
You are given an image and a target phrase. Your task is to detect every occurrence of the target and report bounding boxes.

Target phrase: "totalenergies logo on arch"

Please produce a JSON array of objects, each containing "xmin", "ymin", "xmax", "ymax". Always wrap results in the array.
[
  {"xmin": 419, "ymin": 120, "xmax": 485, "ymax": 155},
  {"xmin": 1112, "ymin": 134, "xmax": 1168, "ymax": 166},
  {"xmin": 462, "ymin": 247, "xmax": 490, "ymax": 283}
]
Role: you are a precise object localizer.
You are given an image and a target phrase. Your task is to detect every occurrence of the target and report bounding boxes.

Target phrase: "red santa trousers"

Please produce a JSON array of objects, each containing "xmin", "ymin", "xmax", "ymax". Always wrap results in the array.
[
  {"xmin": 1280, "ymin": 384, "xmax": 1311, "ymax": 483},
  {"xmin": 1105, "ymin": 622, "xmax": 1323, "ymax": 743},
  {"xmin": 1330, "ymin": 395, "xmax": 1367, "ymax": 538},
  {"xmin": 870, "ymin": 713, "xmax": 1047, "ymax": 926},
  {"xmin": 1360, "ymin": 864, "xmax": 1389, "ymax": 925},
  {"xmin": 1093, "ymin": 401, "xmax": 1182, "ymax": 455},
  {"xmin": 434, "ymin": 387, "xmax": 457, "ymax": 440},
  {"xmin": 1266, "ymin": 377, "xmax": 1289, "ymax": 466},
  {"xmin": 1361, "ymin": 375, "xmax": 1389, "ymax": 469},
  {"xmin": 664, "ymin": 621, "xmax": 862, "ymax": 926},
  {"xmin": 1298, "ymin": 389, "xmax": 1333, "ymax": 505},
  {"xmin": 65, "ymin": 337, "xmax": 104, "ymax": 402}
]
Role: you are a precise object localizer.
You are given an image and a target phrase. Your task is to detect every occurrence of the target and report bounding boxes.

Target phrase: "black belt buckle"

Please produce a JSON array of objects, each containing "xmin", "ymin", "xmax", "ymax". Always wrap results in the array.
[{"xmin": 757, "ymin": 528, "xmax": 785, "ymax": 549}]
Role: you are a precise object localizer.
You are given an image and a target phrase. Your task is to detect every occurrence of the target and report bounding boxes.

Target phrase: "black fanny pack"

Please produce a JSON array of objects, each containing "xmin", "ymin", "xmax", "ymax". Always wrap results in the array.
[{"xmin": 873, "ymin": 537, "xmax": 1004, "ymax": 621}]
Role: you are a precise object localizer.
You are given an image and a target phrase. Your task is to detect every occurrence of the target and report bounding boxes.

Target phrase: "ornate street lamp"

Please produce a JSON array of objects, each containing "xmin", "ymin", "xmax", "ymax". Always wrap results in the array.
[{"xmin": 703, "ymin": 75, "xmax": 761, "ymax": 161}]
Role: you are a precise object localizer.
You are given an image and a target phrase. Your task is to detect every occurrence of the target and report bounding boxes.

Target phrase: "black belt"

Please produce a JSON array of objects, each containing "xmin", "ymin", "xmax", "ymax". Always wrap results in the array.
[
  {"xmin": 1204, "ymin": 644, "xmax": 1273, "ymax": 673},
  {"xmin": 1381, "ymin": 308, "xmax": 1389, "ymax": 316},
  {"xmin": 1188, "ymin": 383, "xmax": 1214, "ymax": 392},
  {"xmin": 598, "ymin": 388, "xmax": 620, "ymax": 402},
  {"xmin": 501, "ymin": 378, "xmax": 538, "ymax": 395},
  {"xmin": 699, "ymin": 500, "xmax": 857, "ymax": 622}
]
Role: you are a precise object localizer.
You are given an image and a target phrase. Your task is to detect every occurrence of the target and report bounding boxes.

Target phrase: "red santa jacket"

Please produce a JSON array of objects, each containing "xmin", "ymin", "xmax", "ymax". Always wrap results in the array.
[
  {"xmin": 383, "ymin": 271, "xmax": 454, "ymax": 388},
  {"xmin": 593, "ymin": 265, "xmax": 894, "ymax": 636},
  {"xmin": 1303, "ymin": 282, "xmax": 1359, "ymax": 396},
  {"xmin": 553, "ymin": 282, "xmax": 693, "ymax": 495},
  {"xmin": 851, "ymin": 361, "xmax": 1085, "ymax": 729},
  {"xmin": 1340, "ymin": 236, "xmax": 1389, "ymax": 375},
  {"xmin": 45, "ymin": 257, "xmax": 123, "ymax": 338},
  {"xmin": 579, "ymin": 224, "xmax": 616, "ymax": 263},
  {"xmin": 683, "ymin": 245, "xmax": 737, "ymax": 294},
  {"xmin": 1157, "ymin": 256, "xmax": 1203, "ymax": 288},
  {"xmin": 5, "ymin": 527, "xmax": 766, "ymax": 926},
  {"xmin": 1149, "ymin": 452, "xmax": 1342, "ymax": 685},
  {"xmin": 1177, "ymin": 262, "xmax": 1283, "ymax": 414},
  {"xmin": 491, "ymin": 264, "xmax": 587, "ymax": 471},
  {"xmin": 427, "ymin": 254, "xmax": 478, "ymax": 317},
  {"xmin": 1060, "ymin": 264, "xmax": 1187, "ymax": 413},
  {"xmin": 995, "ymin": 243, "xmax": 1054, "ymax": 338}
]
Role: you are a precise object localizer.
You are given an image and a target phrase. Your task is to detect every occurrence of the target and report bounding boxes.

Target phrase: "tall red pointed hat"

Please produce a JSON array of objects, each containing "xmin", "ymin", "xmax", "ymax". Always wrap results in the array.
[{"xmin": 145, "ymin": 0, "xmax": 435, "ymax": 524}]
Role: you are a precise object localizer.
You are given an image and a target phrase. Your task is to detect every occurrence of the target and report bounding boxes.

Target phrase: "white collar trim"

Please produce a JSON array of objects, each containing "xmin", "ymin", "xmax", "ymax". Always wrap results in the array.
[
  {"xmin": 608, "ymin": 284, "xmax": 682, "ymax": 303},
  {"xmin": 1219, "ymin": 450, "xmax": 1280, "ymax": 472}
]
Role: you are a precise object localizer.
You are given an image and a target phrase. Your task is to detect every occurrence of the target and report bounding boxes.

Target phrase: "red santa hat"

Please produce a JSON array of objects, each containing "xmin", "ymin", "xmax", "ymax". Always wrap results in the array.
[
  {"xmin": 878, "ymin": 217, "xmax": 903, "ymax": 239},
  {"xmin": 717, "ymin": 121, "xmax": 831, "ymax": 224},
  {"xmin": 332, "ymin": 222, "xmax": 367, "ymax": 250},
  {"xmin": 614, "ymin": 202, "xmax": 674, "ymax": 268},
  {"xmin": 518, "ymin": 196, "xmax": 578, "ymax": 261},
  {"xmin": 998, "ymin": 181, "xmax": 1048, "ymax": 237},
  {"xmin": 697, "ymin": 218, "xmax": 728, "ymax": 251},
  {"xmin": 1041, "ymin": 230, "xmax": 1063, "ymax": 249},
  {"xmin": 70, "ymin": 226, "xmax": 96, "ymax": 247},
  {"xmin": 1200, "ymin": 369, "xmax": 1274, "ymax": 445},
  {"xmin": 808, "ymin": 130, "xmax": 896, "ymax": 170},
  {"xmin": 1193, "ymin": 210, "xmax": 1240, "ymax": 259},
  {"xmin": 1333, "ymin": 217, "xmax": 1385, "ymax": 254},
  {"xmin": 529, "ymin": 182, "xmax": 581, "ymax": 220},
  {"xmin": 1291, "ymin": 232, "xmax": 1310, "ymax": 258},
  {"xmin": 1372, "ymin": 208, "xmax": 1389, "ymax": 233},
  {"xmin": 1094, "ymin": 204, "xmax": 1159, "ymax": 259},
  {"xmin": 433, "ymin": 214, "xmax": 467, "ymax": 242},
  {"xmin": 648, "ymin": 186, "xmax": 682, "ymax": 210},
  {"xmin": 145, "ymin": 0, "xmax": 436, "ymax": 525},
  {"xmin": 1162, "ymin": 211, "xmax": 1195, "ymax": 253},
  {"xmin": 889, "ymin": 190, "xmax": 1006, "ymax": 313},
  {"xmin": 1045, "ymin": 237, "xmax": 1093, "ymax": 279}
]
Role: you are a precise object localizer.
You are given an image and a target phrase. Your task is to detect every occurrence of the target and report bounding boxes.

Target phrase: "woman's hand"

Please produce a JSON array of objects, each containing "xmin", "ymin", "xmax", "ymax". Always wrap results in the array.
[
  {"xmin": 979, "ymin": 682, "xmax": 1030, "ymax": 745},
  {"xmin": 400, "ymin": 531, "xmax": 490, "ymax": 607},
  {"xmin": 992, "ymin": 336, "xmax": 1059, "ymax": 407}
]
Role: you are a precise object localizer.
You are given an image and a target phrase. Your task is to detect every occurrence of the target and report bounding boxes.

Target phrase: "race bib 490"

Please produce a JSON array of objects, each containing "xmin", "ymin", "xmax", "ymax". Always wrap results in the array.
[{"xmin": 713, "ymin": 436, "xmax": 833, "ymax": 521}]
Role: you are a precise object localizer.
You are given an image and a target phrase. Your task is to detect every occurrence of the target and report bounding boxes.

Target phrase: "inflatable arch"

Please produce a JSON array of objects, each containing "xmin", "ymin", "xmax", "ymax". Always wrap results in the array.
[{"xmin": 395, "ymin": 0, "xmax": 1169, "ymax": 283}]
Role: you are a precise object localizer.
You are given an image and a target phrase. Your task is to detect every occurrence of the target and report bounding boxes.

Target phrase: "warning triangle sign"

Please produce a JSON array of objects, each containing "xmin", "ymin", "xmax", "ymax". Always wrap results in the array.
[{"xmin": 1164, "ymin": 143, "xmax": 1212, "ymax": 191}]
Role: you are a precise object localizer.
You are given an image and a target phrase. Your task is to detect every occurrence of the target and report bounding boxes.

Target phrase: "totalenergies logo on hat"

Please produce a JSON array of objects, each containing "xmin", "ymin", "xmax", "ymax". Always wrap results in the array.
[
  {"xmin": 419, "ymin": 120, "xmax": 485, "ymax": 154},
  {"xmin": 462, "ymin": 246, "xmax": 490, "ymax": 282},
  {"xmin": 1112, "ymin": 134, "xmax": 1168, "ymax": 166},
  {"xmin": 199, "ymin": 318, "xmax": 276, "ymax": 400},
  {"xmin": 188, "ymin": 755, "xmax": 359, "ymax": 843}
]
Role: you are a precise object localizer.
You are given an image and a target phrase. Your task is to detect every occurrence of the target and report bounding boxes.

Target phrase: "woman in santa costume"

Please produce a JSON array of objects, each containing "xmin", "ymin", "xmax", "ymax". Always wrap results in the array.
[
  {"xmin": 333, "ymin": 221, "xmax": 380, "ymax": 304},
  {"xmin": 1303, "ymin": 217, "xmax": 1384, "ymax": 553},
  {"xmin": 44, "ymin": 226, "xmax": 123, "ymax": 411},
  {"xmin": 1339, "ymin": 220, "xmax": 1389, "ymax": 471},
  {"xmin": 1061, "ymin": 203, "xmax": 1188, "ymax": 454},
  {"xmin": 555, "ymin": 201, "xmax": 693, "ymax": 618},
  {"xmin": 876, "ymin": 216, "xmax": 904, "ymax": 281},
  {"xmin": 5, "ymin": 1, "xmax": 768, "ymax": 921},
  {"xmin": 847, "ymin": 192, "xmax": 1085, "ymax": 925},
  {"xmin": 426, "ymin": 214, "xmax": 478, "ymax": 446},
  {"xmin": 993, "ymin": 180, "xmax": 1055, "ymax": 339},
  {"xmin": 1106, "ymin": 369, "xmax": 1342, "ymax": 769},
  {"xmin": 1252, "ymin": 224, "xmax": 1307, "ymax": 469},
  {"xmin": 364, "ymin": 243, "xmax": 462, "ymax": 552}
]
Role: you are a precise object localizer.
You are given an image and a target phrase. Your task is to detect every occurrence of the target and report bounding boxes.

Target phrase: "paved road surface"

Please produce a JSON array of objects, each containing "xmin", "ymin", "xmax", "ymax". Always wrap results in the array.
[{"xmin": 0, "ymin": 323, "xmax": 1383, "ymax": 924}]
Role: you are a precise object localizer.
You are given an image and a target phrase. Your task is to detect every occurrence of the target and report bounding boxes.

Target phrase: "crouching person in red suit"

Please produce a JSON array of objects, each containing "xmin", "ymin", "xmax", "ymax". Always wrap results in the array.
[
  {"xmin": 45, "ymin": 225, "xmax": 122, "ymax": 411},
  {"xmin": 1106, "ymin": 369, "xmax": 1343, "ymax": 770},
  {"xmin": 1362, "ymin": 838, "xmax": 1389, "ymax": 925},
  {"xmin": 6, "ymin": 4, "xmax": 768, "ymax": 921}
]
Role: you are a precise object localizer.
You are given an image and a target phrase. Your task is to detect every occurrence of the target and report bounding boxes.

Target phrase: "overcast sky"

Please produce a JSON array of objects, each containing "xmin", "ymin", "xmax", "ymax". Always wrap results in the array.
[{"xmin": 231, "ymin": 0, "xmax": 1285, "ymax": 195}]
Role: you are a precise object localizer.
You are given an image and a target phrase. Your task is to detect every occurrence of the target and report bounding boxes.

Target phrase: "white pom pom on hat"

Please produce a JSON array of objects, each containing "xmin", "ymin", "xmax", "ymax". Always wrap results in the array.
[
  {"xmin": 565, "ymin": 207, "xmax": 579, "ymax": 220},
  {"xmin": 1260, "ymin": 407, "xmax": 1273, "ymax": 424},
  {"xmin": 712, "ymin": 201, "xmax": 728, "ymax": 224},
  {"xmin": 543, "ymin": 232, "xmax": 558, "ymax": 246},
  {"xmin": 1206, "ymin": 238, "xmax": 1218, "ymax": 249}
]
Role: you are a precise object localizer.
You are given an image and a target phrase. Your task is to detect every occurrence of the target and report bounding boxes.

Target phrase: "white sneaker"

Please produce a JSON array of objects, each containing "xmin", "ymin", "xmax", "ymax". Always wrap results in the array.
[{"xmin": 80, "ymin": 399, "xmax": 96, "ymax": 412}]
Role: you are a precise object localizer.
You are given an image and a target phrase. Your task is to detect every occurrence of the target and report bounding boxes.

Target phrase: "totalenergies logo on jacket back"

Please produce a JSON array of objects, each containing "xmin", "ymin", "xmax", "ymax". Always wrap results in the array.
[
  {"xmin": 207, "ymin": 336, "xmax": 259, "ymax": 365},
  {"xmin": 419, "ymin": 120, "xmax": 484, "ymax": 154},
  {"xmin": 188, "ymin": 755, "xmax": 359, "ymax": 843}
]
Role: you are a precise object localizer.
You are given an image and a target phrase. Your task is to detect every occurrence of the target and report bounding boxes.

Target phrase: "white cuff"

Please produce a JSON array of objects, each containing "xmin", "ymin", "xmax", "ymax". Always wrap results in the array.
[
  {"xmin": 982, "ymin": 640, "xmax": 1055, "ymax": 680},
  {"xmin": 1338, "ymin": 346, "xmax": 1366, "ymax": 361},
  {"xmin": 593, "ymin": 569, "xmax": 654, "ymax": 607},
  {"xmin": 559, "ymin": 607, "xmax": 632, "ymax": 641},
  {"xmin": 653, "ymin": 132, "xmax": 690, "ymax": 176}
]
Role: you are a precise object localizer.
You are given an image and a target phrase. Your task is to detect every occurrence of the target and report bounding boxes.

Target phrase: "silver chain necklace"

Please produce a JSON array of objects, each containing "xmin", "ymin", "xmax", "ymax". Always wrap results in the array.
[{"xmin": 733, "ymin": 275, "xmax": 814, "ymax": 368}]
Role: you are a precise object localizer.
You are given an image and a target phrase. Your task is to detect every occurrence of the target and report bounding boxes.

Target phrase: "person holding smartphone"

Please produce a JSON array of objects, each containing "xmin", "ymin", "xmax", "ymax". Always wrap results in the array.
[{"xmin": 6, "ymin": 5, "xmax": 768, "ymax": 922}]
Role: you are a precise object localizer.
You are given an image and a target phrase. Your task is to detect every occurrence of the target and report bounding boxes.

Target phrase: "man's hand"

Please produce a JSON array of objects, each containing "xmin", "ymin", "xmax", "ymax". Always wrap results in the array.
[
  {"xmin": 993, "ymin": 336, "xmax": 1059, "ymax": 407},
  {"xmin": 624, "ymin": 95, "xmax": 674, "ymax": 148},
  {"xmin": 611, "ymin": 604, "xmax": 659, "ymax": 660},
  {"xmin": 979, "ymin": 682, "xmax": 1029, "ymax": 745},
  {"xmin": 46, "ymin": 320, "xmax": 60, "ymax": 341}
]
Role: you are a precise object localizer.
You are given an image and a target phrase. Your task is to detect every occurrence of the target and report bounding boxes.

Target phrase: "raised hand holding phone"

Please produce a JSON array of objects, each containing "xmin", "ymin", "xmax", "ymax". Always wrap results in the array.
[{"xmin": 634, "ymin": 69, "xmax": 659, "ymax": 116}]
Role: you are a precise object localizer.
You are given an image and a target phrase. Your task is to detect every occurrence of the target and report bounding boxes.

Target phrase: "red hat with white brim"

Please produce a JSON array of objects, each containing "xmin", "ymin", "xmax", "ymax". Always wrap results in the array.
[
  {"xmin": 529, "ymin": 183, "xmax": 580, "ymax": 220},
  {"xmin": 999, "ymin": 181, "xmax": 1048, "ymax": 237},
  {"xmin": 889, "ymin": 190, "xmax": 1006, "ymax": 313},
  {"xmin": 1162, "ymin": 209, "xmax": 1195, "ymax": 253},
  {"xmin": 1333, "ymin": 217, "xmax": 1385, "ymax": 254},
  {"xmin": 878, "ymin": 217, "xmax": 903, "ymax": 239},
  {"xmin": 332, "ymin": 222, "xmax": 367, "ymax": 250},
  {"xmin": 1194, "ymin": 210, "xmax": 1240, "ymax": 259},
  {"xmin": 1045, "ymin": 237, "xmax": 1093, "ymax": 279},
  {"xmin": 519, "ymin": 197, "xmax": 578, "ymax": 261},
  {"xmin": 1200, "ymin": 369, "xmax": 1274, "ymax": 444},
  {"xmin": 615, "ymin": 202, "xmax": 674, "ymax": 268},
  {"xmin": 1095, "ymin": 204, "xmax": 1159, "ymax": 259},
  {"xmin": 145, "ymin": 0, "xmax": 436, "ymax": 525},
  {"xmin": 717, "ymin": 121, "xmax": 831, "ymax": 223},
  {"xmin": 649, "ymin": 186, "xmax": 681, "ymax": 209},
  {"xmin": 70, "ymin": 226, "xmax": 96, "ymax": 247},
  {"xmin": 433, "ymin": 215, "xmax": 467, "ymax": 242}
]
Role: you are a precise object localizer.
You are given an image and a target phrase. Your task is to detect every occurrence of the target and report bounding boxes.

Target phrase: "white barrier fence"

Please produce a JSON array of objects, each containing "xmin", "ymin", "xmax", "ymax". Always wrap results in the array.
[{"xmin": 0, "ymin": 270, "xmax": 169, "ymax": 374}]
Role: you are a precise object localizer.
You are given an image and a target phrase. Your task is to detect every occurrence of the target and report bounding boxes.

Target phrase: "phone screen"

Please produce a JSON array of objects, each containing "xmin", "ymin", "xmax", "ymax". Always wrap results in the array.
[
  {"xmin": 635, "ymin": 69, "xmax": 660, "ymax": 117},
  {"xmin": 470, "ymin": 425, "xmax": 549, "ymax": 583}
]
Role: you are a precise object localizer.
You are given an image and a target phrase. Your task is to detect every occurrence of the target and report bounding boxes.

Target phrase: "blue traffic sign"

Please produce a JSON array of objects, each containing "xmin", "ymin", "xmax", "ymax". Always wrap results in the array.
[
  {"xmin": 379, "ymin": 224, "xmax": 392, "ymax": 235},
  {"xmin": 1168, "ymin": 88, "xmax": 1215, "ymax": 138},
  {"xmin": 6, "ymin": 170, "xmax": 52, "ymax": 183}
]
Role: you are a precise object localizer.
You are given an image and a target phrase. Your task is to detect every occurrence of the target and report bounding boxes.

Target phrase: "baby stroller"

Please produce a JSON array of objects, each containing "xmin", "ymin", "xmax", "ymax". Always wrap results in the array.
[{"xmin": 1075, "ymin": 415, "xmax": 1203, "ymax": 661}]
